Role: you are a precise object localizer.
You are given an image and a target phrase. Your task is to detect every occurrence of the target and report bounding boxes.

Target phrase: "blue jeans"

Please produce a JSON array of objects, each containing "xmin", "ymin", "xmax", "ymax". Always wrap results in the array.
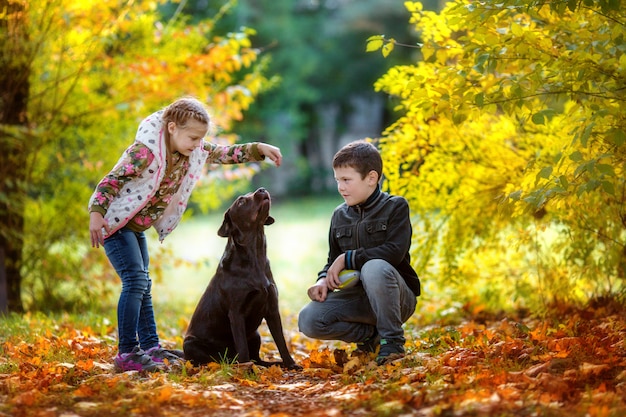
[
  {"xmin": 298, "ymin": 259, "xmax": 417, "ymax": 344},
  {"xmin": 104, "ymin": 227, "xmax": 159, "ymax": 354}
]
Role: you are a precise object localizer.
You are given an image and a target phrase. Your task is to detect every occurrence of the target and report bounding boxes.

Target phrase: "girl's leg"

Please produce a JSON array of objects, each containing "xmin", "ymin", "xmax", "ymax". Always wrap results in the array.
[
  {"xmin": 134, "ymin": 231, "xmax": 159, "ymax": 351},
  {"xmin": 104, "ymin": 228, "xmax": 159, "ymax": 354}
]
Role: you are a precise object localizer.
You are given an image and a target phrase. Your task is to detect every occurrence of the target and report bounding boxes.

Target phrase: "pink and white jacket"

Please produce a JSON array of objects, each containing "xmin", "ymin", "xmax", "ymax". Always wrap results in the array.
[{"xmin": 88, "ymin": 110, "xmax": 262, "ymax": 241}]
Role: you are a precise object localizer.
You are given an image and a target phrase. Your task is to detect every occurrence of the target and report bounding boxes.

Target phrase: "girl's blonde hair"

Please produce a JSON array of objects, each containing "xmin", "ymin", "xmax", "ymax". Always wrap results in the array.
[{"xmin": 162, "ymin": 97, "xmax": 211, "ymax": 129}]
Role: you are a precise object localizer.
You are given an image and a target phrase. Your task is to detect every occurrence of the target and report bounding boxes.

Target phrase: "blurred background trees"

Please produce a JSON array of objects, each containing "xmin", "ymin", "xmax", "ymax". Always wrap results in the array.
[
  {"xmin": 0, "ymin": 0, "xmax": 275, "ymax": 312},
  {"xmin": 2, "ymin": 0, "xmax": 623, "ymax": 315},
  {"xmin": 160, "ymin": 0, "xmax": 431, "ymax": 195},
  {"xmin": 0, "ymin": 0, "xmax": 432, "ymax": 312}
]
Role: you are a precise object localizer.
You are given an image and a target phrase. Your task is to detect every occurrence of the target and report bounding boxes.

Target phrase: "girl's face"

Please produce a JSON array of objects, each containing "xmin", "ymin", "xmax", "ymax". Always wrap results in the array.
[
  {"xmin": 167, "ymin": 119, "xmax": 208, "ymax": 156},
  {"xmin": 333, "ymin": 165, "xmax": 378, "ymax": 206}
]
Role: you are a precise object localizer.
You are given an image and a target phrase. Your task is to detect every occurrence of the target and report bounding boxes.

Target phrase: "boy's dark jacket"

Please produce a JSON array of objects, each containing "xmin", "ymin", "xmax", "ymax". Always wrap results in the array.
[{"xmin": 319, "ymin": 186, "xmax": 421, "ymax": 297}]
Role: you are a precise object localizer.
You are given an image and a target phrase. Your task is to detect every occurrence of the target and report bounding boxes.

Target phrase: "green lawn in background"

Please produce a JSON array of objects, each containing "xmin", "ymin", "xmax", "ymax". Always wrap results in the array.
[{"xmin": 153, "ymin": 194, "xmax": 342, "ymax": 316}]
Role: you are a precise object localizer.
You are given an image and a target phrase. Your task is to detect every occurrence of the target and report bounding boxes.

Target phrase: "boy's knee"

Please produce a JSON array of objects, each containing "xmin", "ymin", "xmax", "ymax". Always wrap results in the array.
[
  {"xmin": 297, "ymin": 305, "xmax": 315, "ymax": 337},
  {"xmin": 361, "ymin": 259, "xmax": 394, "ymax": 281},
  {"xmin": 299, "ymin": 303, "xmax": 330, "ymax": 339}
]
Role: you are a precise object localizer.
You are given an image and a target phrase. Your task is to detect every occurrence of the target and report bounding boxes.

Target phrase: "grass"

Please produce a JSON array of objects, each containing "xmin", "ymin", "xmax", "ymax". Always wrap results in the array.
[{"xmin": 151, "ymin": 194, "xmax": 343, "ymax": 317}]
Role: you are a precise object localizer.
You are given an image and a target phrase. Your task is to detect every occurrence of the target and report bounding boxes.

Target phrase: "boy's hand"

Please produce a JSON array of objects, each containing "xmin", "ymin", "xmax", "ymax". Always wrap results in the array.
[
  {"xmin": 325, "ymin": 253, "xmax": 346, "ymax": 290},
  {"xmin": 307, "ymin": 254, "xmax": 347, "ymax": 301},
  {"xmin": 307, "ymin": 280, "xmax": 329, "ymax": 302},
  {"xmin": 89, "ymin": 212, "xmax": 110, "ymax": 248},
  {"xmin": 258, "ymin": 143, "xmax": 282, "ymax": 167}
]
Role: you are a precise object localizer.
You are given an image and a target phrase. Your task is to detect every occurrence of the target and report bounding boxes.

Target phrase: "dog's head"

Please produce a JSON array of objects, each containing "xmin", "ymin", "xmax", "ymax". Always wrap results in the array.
[{"xmin": 218, "ymin": 188, "xmax": 275, "ymax": 241}]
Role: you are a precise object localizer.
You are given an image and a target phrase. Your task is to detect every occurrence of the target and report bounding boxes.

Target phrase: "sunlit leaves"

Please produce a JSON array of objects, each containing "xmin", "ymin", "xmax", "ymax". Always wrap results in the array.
[
  {"xmin": 8, "ymin": 0, "xmax": 274, "ymax": 309},
  {"xmin": 373, "ymin": 0, "xmax": 626, "ymax": 309},
  {"xmin": 2, "ymin": 308, "xmax": 625, "ymax": 415},
  {"xmin": 366, "ymin": 35, "xmax": 396, "ymax": 57},
  {"xmin": 366, "ymin": 35, "xmax": 385, "ymax": 52}
]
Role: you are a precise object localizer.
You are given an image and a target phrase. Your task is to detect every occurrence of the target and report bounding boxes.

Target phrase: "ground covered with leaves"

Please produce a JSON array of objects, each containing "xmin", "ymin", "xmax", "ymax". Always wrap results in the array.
[{"xmin": 1, "ymin": 303, "xmax": 625, "ymax": 417}]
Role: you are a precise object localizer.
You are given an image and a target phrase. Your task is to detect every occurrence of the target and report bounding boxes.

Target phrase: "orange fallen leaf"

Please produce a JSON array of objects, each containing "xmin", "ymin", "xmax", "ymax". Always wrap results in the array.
[
  {"xmin": 76, "ymin": 359, "xmax": 95, "ymax": 372},
  {"xmin": 11, "ymin": 389, "xmax": 41, "ymax": 406},
  {"xmin": 342, "ymin": 357, "xmax": 360, "ymax": 374},
  {"xmin": 580, "ymin": 362, "xmax": 611, "ymax": 378},
  {"xmin": 73, "ymin": 384, "xmax": 96, "ymax": 398},
  {"xmin": 156, "ymin": 385, "xmax": 174, "ymax": 402}
]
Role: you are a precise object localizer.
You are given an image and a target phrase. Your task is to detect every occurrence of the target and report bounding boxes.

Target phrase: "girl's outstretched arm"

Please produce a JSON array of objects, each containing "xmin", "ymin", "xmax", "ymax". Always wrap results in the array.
[{"xmin": 257, "ymin": 143, "xmax": 282, "ymax": 167}]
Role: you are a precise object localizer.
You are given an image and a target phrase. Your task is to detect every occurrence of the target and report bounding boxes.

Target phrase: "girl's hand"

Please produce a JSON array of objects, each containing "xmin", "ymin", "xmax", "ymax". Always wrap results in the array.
[
  {"xmin": 89, "ymin": 212, "xmax": 110, "ymax": 248},
  {"xmin": 258, "ymin": 143, "xmax": 282, "ymax": 167}
]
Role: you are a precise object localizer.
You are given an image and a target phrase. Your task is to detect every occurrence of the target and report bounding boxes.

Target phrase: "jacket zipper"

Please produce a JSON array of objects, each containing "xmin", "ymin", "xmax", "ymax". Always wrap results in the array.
[{"xmin": 354, "ymin": 205, "xmax": 364, "ymax": 248}]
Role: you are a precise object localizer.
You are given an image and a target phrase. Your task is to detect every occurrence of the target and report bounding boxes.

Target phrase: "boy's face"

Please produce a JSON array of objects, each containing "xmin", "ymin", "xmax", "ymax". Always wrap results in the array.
[
  {"xmin": 333, "ymin": 166, "xmax": 378, "ymax": 206},
  {"xmin": 168, "ymin": 119, "xmax": 208, "ymax": 156}
]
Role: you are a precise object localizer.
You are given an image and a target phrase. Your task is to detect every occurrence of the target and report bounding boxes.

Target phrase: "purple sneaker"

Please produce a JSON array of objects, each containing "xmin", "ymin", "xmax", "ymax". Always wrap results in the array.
[
  {"xmin": 114, "ymin": 347, "xmax": 161, "ymax": 372},
  {"xmin": 145, "ymin": 345, "xmax": 185, "ymax": 364}
]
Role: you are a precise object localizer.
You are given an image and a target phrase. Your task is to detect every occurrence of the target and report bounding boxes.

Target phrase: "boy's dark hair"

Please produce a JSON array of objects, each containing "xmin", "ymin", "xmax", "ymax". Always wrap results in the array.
[{"xmin": 333, "ymin": 140, "xmax": 382, "ymax": 180}]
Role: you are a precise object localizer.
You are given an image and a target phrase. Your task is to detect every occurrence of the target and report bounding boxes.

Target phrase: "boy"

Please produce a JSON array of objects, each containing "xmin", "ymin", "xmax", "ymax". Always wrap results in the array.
[{"xmin": 298, "ymin": 140, "xmax": 420, "ymax": 365}]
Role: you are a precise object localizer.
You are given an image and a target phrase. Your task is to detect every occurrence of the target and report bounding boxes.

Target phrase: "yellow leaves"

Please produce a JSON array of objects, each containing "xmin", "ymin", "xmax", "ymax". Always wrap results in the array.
[
  {"xmin": 381, "ymin": 41, "xmax": 395, "ymax": 57},
  {"xmin": 510, "ymin": 21, "xmax": 524, "ymax": 37},
  {"xmin": 301, "ymin": 346, "xmax": 338, "ymax": 370},
  {"xmin": 26, "ymin": 0, "xmax": 271, "ymax": 137},
  {"xmin": 365, "ymin": 35, "xmax": 395, "ymax": 57},
  {"xmin": 420, "ymin": 44, "xmax": 435, "ymax": 61},
  {"xmin": 377, "ymin": 0, "xmax": 626, "ymax": 311},
  {"xmin": 365, "ymin": 35, "xmax": 384, "ymax": 52},
  {"xmin": 404, "ymin": 1, "xmax": 423, "ymax": 13},
  {"xmin": 580, "ymin": 362, "xmax": 611, "ymax": 378}
]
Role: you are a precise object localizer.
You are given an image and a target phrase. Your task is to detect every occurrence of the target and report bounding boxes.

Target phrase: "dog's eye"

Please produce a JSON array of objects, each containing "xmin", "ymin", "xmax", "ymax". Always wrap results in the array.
[{"xmin": 237, "ymin": 199, "xmax": 246, "ymax": 206}]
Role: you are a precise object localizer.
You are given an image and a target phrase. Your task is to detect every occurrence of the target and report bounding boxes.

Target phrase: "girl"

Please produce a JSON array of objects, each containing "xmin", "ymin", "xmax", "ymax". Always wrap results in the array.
[{"xmin": 88, "ymin": 97, "xmax": 282, "ymax": 372}]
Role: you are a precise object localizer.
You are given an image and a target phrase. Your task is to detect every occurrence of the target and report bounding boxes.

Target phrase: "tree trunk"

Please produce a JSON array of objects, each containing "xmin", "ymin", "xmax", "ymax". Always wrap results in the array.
[
  {"xmin": 0, "ymin": 248, "xmax": 7, "ymax": 314},
  {"xmin": 0, "ymin": 0, "xmax": 30, "ymax": 313}
]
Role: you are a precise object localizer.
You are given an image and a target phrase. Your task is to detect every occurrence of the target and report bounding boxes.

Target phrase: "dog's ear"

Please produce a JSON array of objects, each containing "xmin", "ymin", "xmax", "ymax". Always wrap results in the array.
[
  {"xmin": 265, "ymin": 216, "xmax": 275, "ymax": 226},
  {"xmin": 218, "ymin": 211, "xmax": 232, "ymax": 237}
]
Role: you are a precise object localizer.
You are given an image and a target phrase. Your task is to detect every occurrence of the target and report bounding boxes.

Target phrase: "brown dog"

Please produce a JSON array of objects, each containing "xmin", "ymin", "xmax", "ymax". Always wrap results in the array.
[{"xmin": 183, "ymin": 188, "xmax": 299, "ymax": 369}]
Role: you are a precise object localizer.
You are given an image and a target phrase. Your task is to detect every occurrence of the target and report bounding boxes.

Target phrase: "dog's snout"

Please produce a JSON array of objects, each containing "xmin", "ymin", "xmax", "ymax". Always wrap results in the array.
[{"xmin": 255, "ymin": 188, "xmax": 270, "ymax": 200}]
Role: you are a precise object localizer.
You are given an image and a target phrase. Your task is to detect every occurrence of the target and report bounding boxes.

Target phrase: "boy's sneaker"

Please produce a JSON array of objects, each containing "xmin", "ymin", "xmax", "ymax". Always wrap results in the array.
[
  {"xmin": 114, "ymin": 347, "xmax": 161, "ymax": 372},
  {"xmin": 146, "ymin": 345, "xmax": 185, "ymax": 364},
  {"xmin": 375, "ymin": 339, "xmax": 405, "ymax": 365},
  {"xmin": 355, "ymin": 331, "xmax": 380, "ymax": 354}
]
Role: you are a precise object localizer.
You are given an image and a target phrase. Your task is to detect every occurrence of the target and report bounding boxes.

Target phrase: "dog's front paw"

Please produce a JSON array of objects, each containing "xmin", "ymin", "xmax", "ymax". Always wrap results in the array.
[
  {"xmin": 253, "ymin": 359, "xmax": 301, "ymax": 371},
  {"xmin": 283, "ymin": 361, "xmax": 302, "ymax": 371}
]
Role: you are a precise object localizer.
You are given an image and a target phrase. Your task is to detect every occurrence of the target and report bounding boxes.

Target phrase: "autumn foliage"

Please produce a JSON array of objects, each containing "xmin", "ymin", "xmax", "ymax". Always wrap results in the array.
[
  {"xmin": 1, "ymin": 302, "xmax": 625, "ymax": 416},
  {"xmin": 0, "ymin": 0, "xmax": 275, "ymax": 311},
  {"xmin": 369, "ymin": 0, "xmax": 626, "ymax": 311},
  {"xmin": 2, "ymin": 0, "xmax": 626, "ymax": 415}
]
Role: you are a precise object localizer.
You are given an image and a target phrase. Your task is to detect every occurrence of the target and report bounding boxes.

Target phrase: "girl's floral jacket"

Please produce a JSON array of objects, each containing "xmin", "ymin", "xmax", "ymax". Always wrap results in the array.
[{"xmin": 88, "ymin": 110, "xmax": 264, "ymax": 241}]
